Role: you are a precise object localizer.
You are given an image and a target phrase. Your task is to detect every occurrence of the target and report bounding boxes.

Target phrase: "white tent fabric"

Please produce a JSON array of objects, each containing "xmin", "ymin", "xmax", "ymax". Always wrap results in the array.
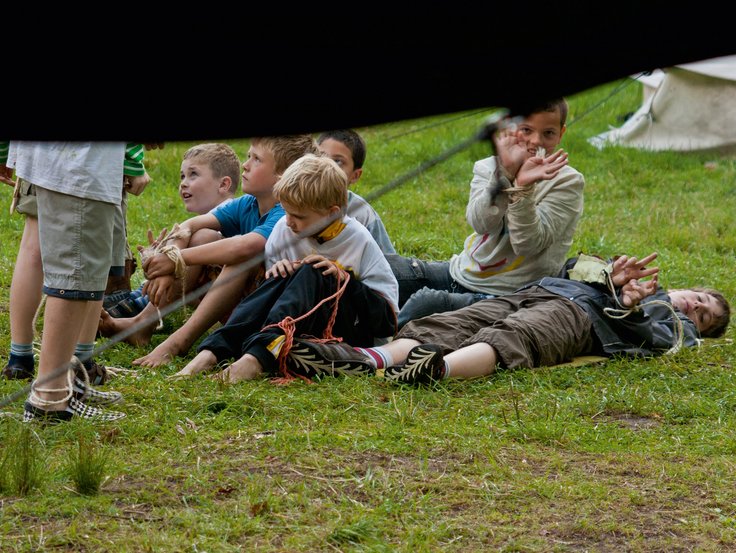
[{"xmin": 590, "ymin": 55, "xmax": 736, "ymax": 152}]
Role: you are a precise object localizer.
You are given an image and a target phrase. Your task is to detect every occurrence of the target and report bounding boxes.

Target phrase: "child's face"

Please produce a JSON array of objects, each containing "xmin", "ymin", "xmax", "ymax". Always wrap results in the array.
[
  {"xmin": 669, "ymin": 290, "xmax": 725, "ymax": 335},
  {"xmin": 516, "ymin": 109, "xmax": 566, "ymax": 156},
  {"xmin": 179, "ymin": 158, "xmax": 225, "ymax": 215},
  {"xmin": 318, "ymin": 139, "xmax": 362, "ymax": 185},
  {"xmin": 280, "ymin": 200, "xmax": 338, "ymax": 236},
  {"xmin": 242, "ymin": 144, "xmax": 279, "ymax": 197}
]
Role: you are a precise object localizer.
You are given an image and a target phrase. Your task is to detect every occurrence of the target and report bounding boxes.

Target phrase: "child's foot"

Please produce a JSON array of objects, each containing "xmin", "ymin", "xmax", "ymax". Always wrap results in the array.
[
  {"xmin": 2, "ymin": 354, "xmax": 35, "ymax": 380},
  {"xmin": 134, "ymin": 337, "xmax": 187, "ymax": 368},
  {"xmin": 170, "ymin": 350, "xmax": 218, "ymax": 379},
  {"xmin": 98, "ymin": 309, "xmax": 156, "ymax": 347},
  {"xmin": 384, "ymin": 344, "xmax": 445, "ymax": 385},
  {"xmin": 212, "ymin": 354, "xmax": 263, "ymax": 384}
]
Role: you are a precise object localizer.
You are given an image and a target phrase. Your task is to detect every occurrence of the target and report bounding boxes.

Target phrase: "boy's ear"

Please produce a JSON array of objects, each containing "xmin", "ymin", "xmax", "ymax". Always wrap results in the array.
[
  {"xmin": 559, "ymin": 124, "xmax": 567, "ymax": 141},
  {"xmin": 219, "ymin": 176, "xmax": 232, "ymax": 193},
  {"xmin": 348, "ymin": 167, "xmax": 363, "ymax": 185}
]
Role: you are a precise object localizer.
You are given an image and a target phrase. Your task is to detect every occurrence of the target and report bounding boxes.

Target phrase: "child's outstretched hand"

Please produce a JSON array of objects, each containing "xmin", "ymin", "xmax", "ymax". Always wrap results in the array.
[
  {"xmin": 515, "ymin": 149, "xmax": 568, "ymax": 187},
  {"xmin": 494, "ymin": 125, "xmax": 530, "ymax": 178},
  {"xmin": 138, "ymin": 228, "xmax": 169, "ymax": 271},
  {"xmin": 610, "ymin": 252, "xmax": 659, "ymax": 287}
]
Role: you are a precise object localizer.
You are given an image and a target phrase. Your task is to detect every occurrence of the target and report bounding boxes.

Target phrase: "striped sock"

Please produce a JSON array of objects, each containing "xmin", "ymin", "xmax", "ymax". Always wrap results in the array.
[
  {"xmin": 441, "ymin": 359, "xmax": 451, "ymax": 379},
  {"xmin": 10, "ymin": 342, "xmax": 33, "ymax": 357},
  {"xmin": 355, "ymin": 347, "xmax": 393, "ymax": 369},
  {"xmin": 74, "ymin": 342, "xmax": 95, "ymax": 363}
]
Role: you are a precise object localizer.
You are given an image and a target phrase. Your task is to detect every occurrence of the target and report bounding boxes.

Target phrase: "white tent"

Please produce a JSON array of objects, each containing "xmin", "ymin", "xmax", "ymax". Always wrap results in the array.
[{"xmin": 590, "ymin": 55, "xmax": 736, "ymax": 152}]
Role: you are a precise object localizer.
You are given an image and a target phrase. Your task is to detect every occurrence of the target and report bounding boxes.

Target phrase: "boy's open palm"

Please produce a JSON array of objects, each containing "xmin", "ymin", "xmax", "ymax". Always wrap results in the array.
[
  {"xmin": 516, "ymin": 149, "xmax": 568, "ymax": 187},
  {"xmin": 494, "ymin": 128, "xmax": 529, "ymax": 177},
  {"xmin": 610, "ymin": 253, "xmax": 659, "ymax": 287}
]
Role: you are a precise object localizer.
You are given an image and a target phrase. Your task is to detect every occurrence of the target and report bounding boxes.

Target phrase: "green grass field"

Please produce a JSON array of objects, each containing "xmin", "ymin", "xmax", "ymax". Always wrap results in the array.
[{"xmin": 1, "ymin": 78, "xmax": 735, "ymax": 552}]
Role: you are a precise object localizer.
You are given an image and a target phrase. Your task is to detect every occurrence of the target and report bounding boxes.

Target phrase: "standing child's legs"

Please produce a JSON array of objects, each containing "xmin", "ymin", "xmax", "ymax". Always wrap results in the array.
[
  {"xmin": 25, "ymin": 187, "xmax": 125, "ymax": 422},
  {"xmin": 4, "ymin": 214, "xmax": 43, "ymax": 379},
  {"xmin": 74, "ymin": 299, "xmax": 109, "ymax": 385}
]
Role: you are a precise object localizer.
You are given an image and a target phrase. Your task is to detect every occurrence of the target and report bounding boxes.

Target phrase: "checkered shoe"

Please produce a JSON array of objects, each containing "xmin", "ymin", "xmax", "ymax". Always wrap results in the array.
[
  {"xmin": 384, "ymin": 344, "xmax": 445, "ymax": 384},
  {"xmin": 23, "ymin": 396, "xmax": 125, "ymax": 423},
  {"xmin": 22, "ymin": 361, "xmax": 125, "ymax": 423},
  {"xmin": 288, "ymin": 339, "xmax": 375, "ymax": 377}
]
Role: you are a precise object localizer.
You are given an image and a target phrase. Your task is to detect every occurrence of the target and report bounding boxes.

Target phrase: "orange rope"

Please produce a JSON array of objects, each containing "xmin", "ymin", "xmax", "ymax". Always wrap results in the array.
[{"xmin": 261, "ymin": 268, "xmax": 351, "ymax": 384}]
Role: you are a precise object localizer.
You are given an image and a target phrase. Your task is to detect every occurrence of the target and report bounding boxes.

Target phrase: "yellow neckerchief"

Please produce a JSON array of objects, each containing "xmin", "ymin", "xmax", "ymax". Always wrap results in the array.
[{"xmin": 313, "ymin": 218, "xmax": 346, "ymax": 244}]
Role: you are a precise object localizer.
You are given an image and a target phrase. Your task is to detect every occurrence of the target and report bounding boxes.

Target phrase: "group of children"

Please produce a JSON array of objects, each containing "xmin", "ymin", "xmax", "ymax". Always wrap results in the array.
[{"xmin": 2, "ymin": 99, "xmax": 731, "ymax": 423}]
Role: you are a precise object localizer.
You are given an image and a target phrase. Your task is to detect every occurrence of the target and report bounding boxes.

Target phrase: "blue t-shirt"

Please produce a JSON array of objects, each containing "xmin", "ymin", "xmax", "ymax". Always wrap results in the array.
[{"xmin": 212, "ymin": 195, "xmax": 285, "ymax": 239}]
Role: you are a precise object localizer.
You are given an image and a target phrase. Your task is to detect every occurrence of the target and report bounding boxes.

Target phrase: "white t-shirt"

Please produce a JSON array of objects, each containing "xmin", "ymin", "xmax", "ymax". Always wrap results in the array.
[
  {"xmin": 10, "ymin": 141, "xmax": 125, "ymax": 205},
  {"xmin": 265, "ymin": 215, "xmax": 399, "ymax": 315}
]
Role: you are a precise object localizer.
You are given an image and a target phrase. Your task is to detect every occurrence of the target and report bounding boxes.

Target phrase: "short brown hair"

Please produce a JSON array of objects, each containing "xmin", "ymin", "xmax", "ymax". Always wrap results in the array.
[
  {"xmin": 520, "ymin": 97, "xmax": 569, "ymax": 128},
  {"xmin": 183, "ymin": 143, "xmax": 240, "ymax": 193},
  {"xmin": 251, "ymin": 135, "xmax": 319, "ymax": 175},
  {"xmin": 692, "ymin": 287, "xmax": 731, "ymax": 338}
]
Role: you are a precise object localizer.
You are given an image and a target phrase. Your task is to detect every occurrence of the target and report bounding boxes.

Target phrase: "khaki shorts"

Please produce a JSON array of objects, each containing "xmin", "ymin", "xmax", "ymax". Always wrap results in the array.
[
  {"xmin": 110, "ymin": 191, "xmax": 128, "ymax": 274},
  {"xmin": 36, "ymin": 186, "xmax": 117, "ymax": 299},
  {"xmin": 14, "ymin": 178, "xmax": 38, "ymax": 217}
]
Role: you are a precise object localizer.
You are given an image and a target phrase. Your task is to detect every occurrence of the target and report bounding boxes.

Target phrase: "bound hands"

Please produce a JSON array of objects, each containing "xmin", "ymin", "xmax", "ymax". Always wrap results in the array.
[
  {"xmin": 142, "ymin": 274, "xmax": 175, "ymax": 306},
  {"xmin": 139, "ymin": 228, "xmax": 176, "ymax": 305},
  {"xmin": 610, "ymin": 253, "xmax": 660, "ymax": 307},
  {"xmin": 138, "ymin": 228, "xmax": 173, "ymax": 277},
  {"xmin": 494, "ymin": 125, "xmax": 568, "ymax": 187}
]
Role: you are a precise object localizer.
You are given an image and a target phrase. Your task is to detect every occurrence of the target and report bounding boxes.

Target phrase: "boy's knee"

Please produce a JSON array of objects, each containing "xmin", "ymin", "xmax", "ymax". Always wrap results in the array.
[{"xmin": 189, "ymin": 228, "xmax": 222, "ymax": 247}]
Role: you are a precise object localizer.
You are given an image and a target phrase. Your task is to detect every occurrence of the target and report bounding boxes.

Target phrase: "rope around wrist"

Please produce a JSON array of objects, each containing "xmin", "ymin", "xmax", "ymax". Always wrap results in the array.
[{"xmin": 568, "ymin": 254, "xmax": 686, "ymax": 355}]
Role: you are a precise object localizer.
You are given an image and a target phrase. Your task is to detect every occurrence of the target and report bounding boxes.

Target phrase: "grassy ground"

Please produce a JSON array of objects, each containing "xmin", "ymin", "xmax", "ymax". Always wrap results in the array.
[{"xmin": 1, "ymin": 78, "xmax": 735, "ymax": 552}]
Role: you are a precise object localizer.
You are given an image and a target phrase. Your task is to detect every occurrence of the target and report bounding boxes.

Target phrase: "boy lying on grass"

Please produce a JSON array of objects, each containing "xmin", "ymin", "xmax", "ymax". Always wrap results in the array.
[{"xmin": 286, "ymin": 252, "xmax": 730, "ymax": 384}]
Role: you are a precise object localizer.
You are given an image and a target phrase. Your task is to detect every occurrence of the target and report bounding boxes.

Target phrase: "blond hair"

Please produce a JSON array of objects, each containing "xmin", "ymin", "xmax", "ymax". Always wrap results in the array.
[
  {"xmin": 251, "ymin": 135, "xmax": 319, "ymax": 175},
  {"xmin": 274, "ymin": 154, "xmax": 348, "ymax": 211},
  {"xmin": 183, "ymin": 143, "xmax": 241, "ymax": 193}
]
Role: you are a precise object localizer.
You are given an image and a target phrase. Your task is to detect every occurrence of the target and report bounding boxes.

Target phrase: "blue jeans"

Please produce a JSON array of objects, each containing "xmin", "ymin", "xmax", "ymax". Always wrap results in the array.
[{"xmin": 385, "ymin": 254, "xmax": 491, "ymax": 329}]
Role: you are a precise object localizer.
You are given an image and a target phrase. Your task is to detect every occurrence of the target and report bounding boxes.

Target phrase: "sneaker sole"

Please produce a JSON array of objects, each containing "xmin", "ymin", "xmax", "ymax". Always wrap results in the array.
[
  {"xmin": 384, "ymin": 344, "xmax": 444, "ymax": 384},
  {"xmin": 23, "ymin": 396, "xmax": 125, "ymax": 423},
  {"xmin": 288, "ymin": 341, "xmax": 374, "ymax": 377}
]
